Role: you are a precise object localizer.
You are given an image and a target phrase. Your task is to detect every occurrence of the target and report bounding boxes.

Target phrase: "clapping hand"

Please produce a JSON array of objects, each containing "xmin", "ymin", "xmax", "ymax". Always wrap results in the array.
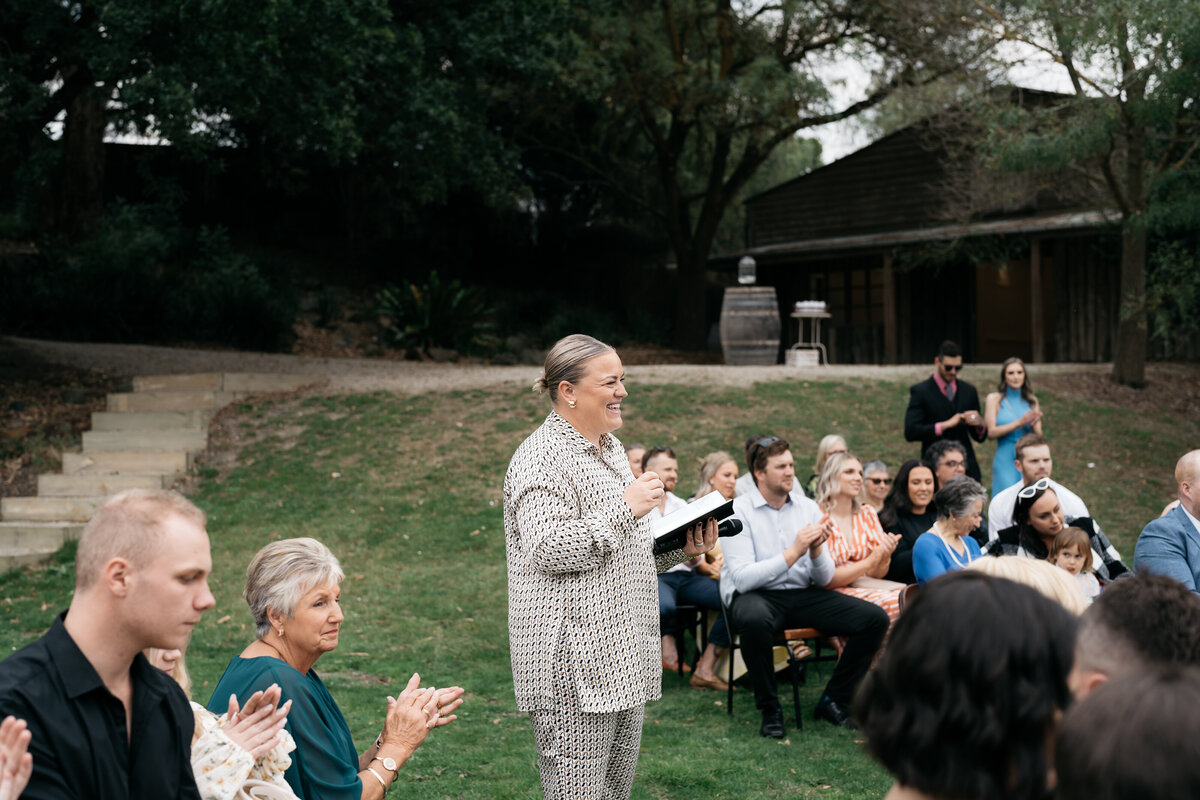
[
  {"xmin": 224, "ymin": 685, "xmax": 292, "ymax": 760},
  {"xmin": 0, "ymin": 716, "xmax": 32, "ymax": 800}
]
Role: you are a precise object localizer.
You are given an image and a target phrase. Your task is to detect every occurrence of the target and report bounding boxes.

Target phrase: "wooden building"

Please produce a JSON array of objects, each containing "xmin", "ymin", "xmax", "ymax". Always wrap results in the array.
[{"xmin": 736, "ymin": 109, "xmax": 1122, "ymax": 364}]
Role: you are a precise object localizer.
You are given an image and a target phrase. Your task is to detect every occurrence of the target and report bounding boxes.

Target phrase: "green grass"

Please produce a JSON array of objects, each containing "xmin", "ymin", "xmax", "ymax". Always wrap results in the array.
[{"xmin": 0, "ymin": 376, "xmax": 1192, "ymax": 798}]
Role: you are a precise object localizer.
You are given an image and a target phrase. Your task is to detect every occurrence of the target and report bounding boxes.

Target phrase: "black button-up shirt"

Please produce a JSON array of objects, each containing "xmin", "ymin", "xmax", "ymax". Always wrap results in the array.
[{"xmin": 0, "ymin": 613, "xmax": 200, "ymax": 800}]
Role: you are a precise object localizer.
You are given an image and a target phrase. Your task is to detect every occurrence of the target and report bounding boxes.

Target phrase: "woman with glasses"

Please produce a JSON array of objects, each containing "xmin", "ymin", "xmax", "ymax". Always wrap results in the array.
[
  {"xmin": 878, "ymin": 460, "xmax": 938, "ymax": 584},
  {"xmin": 985, "ymin": 358, "xmax": 1044, "ymax": 498},
  {"xmin": 861, "ymin": 461, "xmax": 891, "ymax": 511},
  {"xmin": 984, "ymin": 478, "xmax": 1130, "ymax": 584},
  {"xmin": 913, "ymin": 476, "xmax": 988, "ymax": 585}
]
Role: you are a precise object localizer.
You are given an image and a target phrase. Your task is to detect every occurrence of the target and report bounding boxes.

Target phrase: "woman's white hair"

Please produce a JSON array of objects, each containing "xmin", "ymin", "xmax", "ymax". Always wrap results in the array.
[{"xmin": 244, "ymin": 537, "xmax": 345, "ymax": 638}]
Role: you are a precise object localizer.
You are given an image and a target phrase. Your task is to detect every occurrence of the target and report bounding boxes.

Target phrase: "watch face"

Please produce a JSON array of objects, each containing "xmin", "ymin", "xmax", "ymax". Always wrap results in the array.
[{"xmin": 381, "ymin": 757, "xmax": 397, "ymax": 772}]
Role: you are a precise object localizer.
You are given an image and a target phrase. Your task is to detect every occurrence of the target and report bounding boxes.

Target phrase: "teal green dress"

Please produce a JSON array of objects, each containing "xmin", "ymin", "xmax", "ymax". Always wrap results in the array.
[{"xmin": 207, "ymin": 657, "xmax": 360, "ymax": 800}]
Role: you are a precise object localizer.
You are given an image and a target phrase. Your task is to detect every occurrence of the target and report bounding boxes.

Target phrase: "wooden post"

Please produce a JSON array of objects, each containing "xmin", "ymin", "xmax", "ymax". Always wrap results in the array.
[
  {"xmin": 1030, "ymin": 237, "xmax": 1045, "ymax": 363},
  {"xmin": 882, "ymin": 251, "xmax": 897, "ymax": 364}
]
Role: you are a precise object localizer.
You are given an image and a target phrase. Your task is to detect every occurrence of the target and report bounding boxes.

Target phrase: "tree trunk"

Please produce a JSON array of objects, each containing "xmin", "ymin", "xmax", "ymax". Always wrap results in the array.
[
  {"xmin": 671, "ymin": 243, "xmax": 709, "ymax": 350},
  {"xmin": 1111, "ymin": 219, "xmax": 1147, "ymax": 387},
  {"xmin": 58, "ymin": 90, "xmax": 107, "ymax": 241}
]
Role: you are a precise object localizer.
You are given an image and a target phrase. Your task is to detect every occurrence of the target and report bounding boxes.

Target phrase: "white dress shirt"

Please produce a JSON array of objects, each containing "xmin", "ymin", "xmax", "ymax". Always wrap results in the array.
[{"xmin": 720, "ymin": 484, "xmax": 834, "ymax": 607}]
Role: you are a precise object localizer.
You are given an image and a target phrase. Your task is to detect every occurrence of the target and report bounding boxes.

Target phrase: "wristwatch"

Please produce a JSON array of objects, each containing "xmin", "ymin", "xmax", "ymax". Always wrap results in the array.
[{"xmin": 372, "ymin": 755, "xmax": 398, "ymax": 779}]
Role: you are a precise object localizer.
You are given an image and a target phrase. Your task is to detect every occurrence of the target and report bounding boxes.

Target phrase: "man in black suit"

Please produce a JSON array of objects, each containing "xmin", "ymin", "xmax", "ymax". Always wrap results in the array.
[{"xmin": 904, "ymin": 340, "xmax": 988, "ymax": 482}]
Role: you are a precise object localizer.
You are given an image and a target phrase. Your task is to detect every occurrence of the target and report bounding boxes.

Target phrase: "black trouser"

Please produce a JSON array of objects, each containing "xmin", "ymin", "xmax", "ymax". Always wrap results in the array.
[{"xmin": 729, "ymin": 588, "xmax": 889, "ymax": 711}]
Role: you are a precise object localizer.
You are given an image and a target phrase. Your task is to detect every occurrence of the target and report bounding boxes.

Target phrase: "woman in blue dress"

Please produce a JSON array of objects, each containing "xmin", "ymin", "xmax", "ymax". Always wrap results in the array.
[
  {"xmin": 985, "ymin": 357, "xmax": 1043, "ymax": 497},
  {"xmin": 208, "ymin": 538, "xmax": 464, "ymax": 800},
  {"xmin": 913, "ymin": 477, "xmax": 988, "ymax": 585}
]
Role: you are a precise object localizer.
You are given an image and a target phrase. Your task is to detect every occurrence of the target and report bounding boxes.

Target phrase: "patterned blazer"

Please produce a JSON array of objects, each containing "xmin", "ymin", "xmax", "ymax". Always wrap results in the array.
[{"xmin": 504, "ymin": 411, "xmax": 687, "ymax": 713}]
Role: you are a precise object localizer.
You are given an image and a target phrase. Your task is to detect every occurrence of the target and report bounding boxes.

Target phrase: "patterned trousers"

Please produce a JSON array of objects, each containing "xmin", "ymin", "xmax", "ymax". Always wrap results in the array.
[{"xmin": 528, "ymin": 653, "xmax": 645, "ymax": 799}]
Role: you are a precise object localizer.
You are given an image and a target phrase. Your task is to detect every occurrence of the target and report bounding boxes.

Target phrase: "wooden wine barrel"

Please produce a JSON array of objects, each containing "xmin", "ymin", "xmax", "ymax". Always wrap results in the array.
[{"xmin": 719, "ymin": 286, "xmax": 781, "ymax": 365}]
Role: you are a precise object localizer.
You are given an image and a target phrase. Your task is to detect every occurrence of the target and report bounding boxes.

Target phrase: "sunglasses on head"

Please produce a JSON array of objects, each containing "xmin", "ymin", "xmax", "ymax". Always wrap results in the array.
[
  {"xmin": 1017, "ymin": 477, "xmax": 1051, "ymax": 499},
  {"xmin": 751, "ymin": 435, "xmax": 780, "ymax": 461}
]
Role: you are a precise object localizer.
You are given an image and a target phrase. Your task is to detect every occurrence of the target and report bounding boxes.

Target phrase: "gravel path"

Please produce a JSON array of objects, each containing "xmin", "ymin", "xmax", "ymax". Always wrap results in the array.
[{"xmin": 7, "ymin": 335, "xmax": 1116, "ymax": 396}]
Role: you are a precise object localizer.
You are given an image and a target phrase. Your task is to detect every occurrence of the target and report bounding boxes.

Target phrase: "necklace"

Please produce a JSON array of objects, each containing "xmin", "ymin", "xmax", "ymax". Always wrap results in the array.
[{"xmin": 935, "ymin": 523, "xmax": 971, "ymax": 568}]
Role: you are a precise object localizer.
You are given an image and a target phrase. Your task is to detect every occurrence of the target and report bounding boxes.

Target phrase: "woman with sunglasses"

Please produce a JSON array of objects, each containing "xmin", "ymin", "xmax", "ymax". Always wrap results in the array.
[
  {"xmin": 983, "ymin": 478, "xmax": 1131, "ymax": 584},
  {"xmin": 861, "ymin": 461, "xmax": 891, "ymax": 511},
  {"xmin": 878, "ymin": 460, "xmax": 938, "ymax": 584},
  {"xmin": 985, "ymin": 357, "xmax": 1043, "ymax": 498}
]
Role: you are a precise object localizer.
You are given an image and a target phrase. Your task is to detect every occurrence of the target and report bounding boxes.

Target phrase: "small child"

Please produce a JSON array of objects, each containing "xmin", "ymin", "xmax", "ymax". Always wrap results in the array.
[{"xmin": 1049, "ymin": 526, "xmax": 1101, "ymax": 601}]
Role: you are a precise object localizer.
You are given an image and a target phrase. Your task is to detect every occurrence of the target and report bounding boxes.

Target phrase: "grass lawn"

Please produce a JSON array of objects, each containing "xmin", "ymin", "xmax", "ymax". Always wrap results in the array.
[{"xmin": 0, "ymin": 374, "xmax": 1192, "ymax": 799}]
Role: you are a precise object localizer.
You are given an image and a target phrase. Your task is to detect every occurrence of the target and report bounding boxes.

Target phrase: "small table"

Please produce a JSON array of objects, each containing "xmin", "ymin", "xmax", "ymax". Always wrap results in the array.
[{"xmin": 788, "ymin": 311, "xmax": 832, "ymax": 366}]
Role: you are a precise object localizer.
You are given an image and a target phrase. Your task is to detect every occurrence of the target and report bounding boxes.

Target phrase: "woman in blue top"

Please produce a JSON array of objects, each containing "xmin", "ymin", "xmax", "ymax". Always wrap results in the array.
[
  {"xmin": 913, "ymin": 477, "xmax": 988, "ymax": 585},
  {"xmin": 208, "ymin": 538, "xmax": 464, "ymax": 800},
  {"xmin": 985, "ymin": 358, "xmax": 1043, "ymax": 497}
]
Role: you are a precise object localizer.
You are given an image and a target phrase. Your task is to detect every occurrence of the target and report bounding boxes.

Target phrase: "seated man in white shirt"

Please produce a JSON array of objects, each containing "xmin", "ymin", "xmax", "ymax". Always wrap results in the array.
[
  {"xmin": 722, "ymin": 437, "xmax": 889, "ymax": 738},
  {"xmin": 988, "ymin": 434, "xmax": 1090, "ymax": 539},
  {"xmin": 647, "ymin": 447, "xmax": 730, "ymax": 690}
]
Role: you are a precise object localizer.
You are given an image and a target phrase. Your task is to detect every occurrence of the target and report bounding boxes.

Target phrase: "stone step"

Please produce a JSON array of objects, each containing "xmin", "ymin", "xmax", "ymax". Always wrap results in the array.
[
  {"xmin": 38, "ymin": 473, "xmax": 168, "ymax": 497},
  {"xmin": 221, "ymin": 373, "xmax": 315, "ymax": 393},
  {"xmin": 82, "ymin": 430, "xmax": 208, "ymax": 454},
  {"xmin": 107, "ymin": 391, "xmax": 234, "ymax": 412},
  {"xmin": 0, "ymin": 546, "xmax": 61, "ymax": 573},
  {"xmin": 91, "ymin": 410, "xmax": 211, "ymax": 431},
  {"xmin": 0, "ymin": 522, "xmax": 85, "ymax": 550},
  {"xmin": 1, "ymin": 496, "xmax": 105, "ymax": 523},
  {"xmin": 62, "ymin": 451, "xmax": 191, "ymax": 476},
  {"xmin": 133, "ymin": 374, "xmax": 223, "ymax": 392}
]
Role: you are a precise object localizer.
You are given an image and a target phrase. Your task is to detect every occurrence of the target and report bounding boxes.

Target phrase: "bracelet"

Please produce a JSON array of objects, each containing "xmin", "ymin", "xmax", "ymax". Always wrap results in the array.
[{"xmin": 365, "ymin": 766, "xmax": 388, "ymax": 796}]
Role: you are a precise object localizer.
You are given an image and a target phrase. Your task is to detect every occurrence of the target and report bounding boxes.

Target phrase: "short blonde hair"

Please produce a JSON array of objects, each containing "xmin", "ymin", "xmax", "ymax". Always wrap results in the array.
[
  {"xmin": 75, "ymin": 489, "xmax": 207, "ymax": 590},
  {"xmin": 816, "ymin": 451, "xmax": 861, "ymax": 516},
  {"xmin": 532, "ymin": 334, "xmax": 615, "ymax": 405},
  {"xmin": 695, "ymin": 451, "xmax": 737, "ymax": 501},
  {"xmin": 966, "ymin": 556, "xmax": 1088, "ymax": 615},
  {"xmin": 244, "ymin": 538, "xmax": 345, "ymax": 638}
]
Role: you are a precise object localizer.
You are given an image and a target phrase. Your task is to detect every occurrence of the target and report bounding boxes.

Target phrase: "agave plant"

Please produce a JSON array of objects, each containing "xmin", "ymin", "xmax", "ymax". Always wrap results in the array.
[{"xmin": 376, "ymin": 271, "xmax": 496, "ymax": 355}]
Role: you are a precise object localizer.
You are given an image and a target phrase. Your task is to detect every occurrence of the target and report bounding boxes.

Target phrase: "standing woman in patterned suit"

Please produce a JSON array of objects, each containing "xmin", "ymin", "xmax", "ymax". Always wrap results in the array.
[{"xmin": 504, "ymin": 334, "xmax": 718, "ymax": 800}]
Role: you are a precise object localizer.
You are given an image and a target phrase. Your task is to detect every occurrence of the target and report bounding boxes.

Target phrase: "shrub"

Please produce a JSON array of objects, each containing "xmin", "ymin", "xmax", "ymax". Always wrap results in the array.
[{"xmin": 376, "ymin": 271, "xmax": 496, "ymax": 355}]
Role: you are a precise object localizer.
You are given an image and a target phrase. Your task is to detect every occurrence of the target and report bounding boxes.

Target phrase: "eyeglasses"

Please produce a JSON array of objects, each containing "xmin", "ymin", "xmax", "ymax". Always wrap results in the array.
[
  {"xmin": 868, "ymin": 478, "xmax": 891, "ymax": 485},
  {"xmin": 941, "ymin": 364, "xmax": 963, "ymax": 372},
  {"xmin": 1017, "ymin": 477, "xmax": 1051, "ymax": 499}
]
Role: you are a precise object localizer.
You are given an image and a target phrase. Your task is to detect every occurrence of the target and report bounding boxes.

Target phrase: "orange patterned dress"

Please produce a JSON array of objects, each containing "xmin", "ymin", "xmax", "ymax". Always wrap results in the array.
[{"xmin": 825, "ymin": 505, "xmax": 903, "ymax": 655}]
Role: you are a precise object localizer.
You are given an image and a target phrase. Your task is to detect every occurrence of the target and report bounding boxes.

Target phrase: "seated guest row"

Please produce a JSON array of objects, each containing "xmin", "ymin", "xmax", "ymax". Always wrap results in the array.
[{"xmin": 0, "ymin": 489, "xmax": 463, "ymax": 800}]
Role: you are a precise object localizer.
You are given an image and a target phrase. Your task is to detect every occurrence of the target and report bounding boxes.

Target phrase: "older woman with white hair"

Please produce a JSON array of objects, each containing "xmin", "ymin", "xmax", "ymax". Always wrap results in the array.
[
  {"xmin": 505, "ymin": 333, "xmax": 717, "ymax": 799},
  {"xmin": 208, "ymin": 538, "xmax": 464, "ymax": 800}
]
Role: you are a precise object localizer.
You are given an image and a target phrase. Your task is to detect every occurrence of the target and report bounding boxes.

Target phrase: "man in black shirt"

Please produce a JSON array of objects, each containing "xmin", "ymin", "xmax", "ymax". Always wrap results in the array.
[
  {"xmin": 904, "ymin": 340, "xmax": 989, "ymax": 482},
  {"xmin": 0, "ymin": 489, "xmax": 217, "ymax": 799}
]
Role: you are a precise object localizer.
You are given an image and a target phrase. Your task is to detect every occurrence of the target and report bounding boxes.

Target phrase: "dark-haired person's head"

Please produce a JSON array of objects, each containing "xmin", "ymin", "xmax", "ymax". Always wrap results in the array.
[
  {"xmin": 926, "ymin": 440, "xmax": 967, "ymax": 488},
  {"xmin": 1056, "ymin": 666, "xmax": 1200, "ymax": 800},
  {"xmin": 1014, "ymin": 480, "xmax": 1066, "ymax": 549},
  {"xmin": 1070, "ymin": 572, "xmax": 1200, "ymax": 699},
  {"xmin": 856, "ymin": 571, "xmax": 1077, "ymax": 800},
  {"xmin": 879, "ymin": 459, "xmax": 936, "ymax": 529},
  {"xmin": 935, "ymin": 340, "xmax": 963, "ymax": 382},
  {"xmin": 744, "ymin": 434, "xmax": 768, "ymax": 473},
  {"xmin": 748, "ymin": 436, "xmax": 792, "ymax": 497}
]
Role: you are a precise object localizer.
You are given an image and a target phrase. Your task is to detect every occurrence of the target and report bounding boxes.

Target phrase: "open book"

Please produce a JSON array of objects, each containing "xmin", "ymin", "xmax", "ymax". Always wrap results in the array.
[{"xmin": 651, "ymin": 492, "xmax": 737, "ymax": 555}]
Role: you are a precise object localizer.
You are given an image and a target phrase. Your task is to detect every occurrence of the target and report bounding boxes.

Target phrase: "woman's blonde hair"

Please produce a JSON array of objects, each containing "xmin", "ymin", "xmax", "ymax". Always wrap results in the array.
[
  {"xmin": 144, "ymin": 647, "xmax": 193, "ymax": 699},
  {"xmin": 695, "ymin": 451, "xmax": 738, "ymax": 501},
  {"xmin": 532, "ymin": 334, "xmax": 615, "ymax": 405},
  {"xmin": 816, "ymin": 451, "xmax": 862, "ymax": 515},
  {"xmin": 966, "ymin": 556, "xmax": 1088, "ymax": 615},
  {"xmin": 814, "ymin": 434, "xmax": 847, "ymax": 475}
]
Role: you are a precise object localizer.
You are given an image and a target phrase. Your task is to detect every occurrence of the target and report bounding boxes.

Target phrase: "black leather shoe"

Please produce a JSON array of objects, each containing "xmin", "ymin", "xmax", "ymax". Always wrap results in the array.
[
  {"xmin": 760, "ymin": 708, "xmax": 785, "ymax": 739},
  {"xmin": 814, "ymin": 695, "xmax": 857, "ymax": 729}
]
